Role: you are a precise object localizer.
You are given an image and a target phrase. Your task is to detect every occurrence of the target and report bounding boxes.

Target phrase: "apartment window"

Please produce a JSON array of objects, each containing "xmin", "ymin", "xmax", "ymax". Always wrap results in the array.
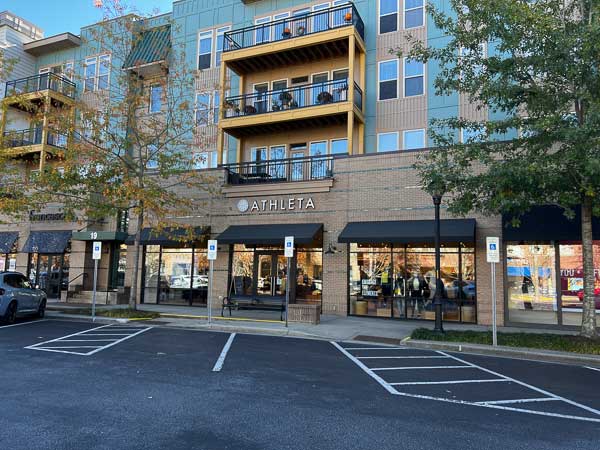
[
  {"xmin": 195, "ymin": 92, "xmax": 211, "ymax": 126},
  {"xmin": 213, "ymin": 91, "xmax": 220, "ymax": 124},
  {"xmin": 404, "ymin": 59, "xmax": 424, "ymax": 97},
  {"xmin": 215, "ymin": 26, "xmax": 230, "ymax": 66},
  {"xmin": 255, "ymin": 17, "xmax": 271, "ymax": 45},
  {"xmin": 84, "ymin": 57, "xmax": 97, "ymax": 92},
  {"xmin": 403, "ymin": 129, "xmax": 425, "ymax": 150},
  {"xmin": 377, "ymin": 132, "xmax": 399, "ymax": 152},
  {"xmin": 330, "ymin": 138, "xmax": 348, "ymax": 154},
  {"xmin": 193, "ymin": 150, "xmax": 217, "ymax": 170},
  {"xmin": 149, "ymin": 84, "xmax": 163, "ymax": 113},
  {"xmin": 404, "ymin": 0, "xmax": 424, "ymax": 29},
  {"xmin": 198, "ymin": 31, "xmax": 213, "ymax": 70},
  {"xmin": 84, "ymin": 54, "xmax": 110, "ymax": 92},
  {"xmin": 461, "ymin": 127, "xmax": 485, "ymax": 143},
  {"xmin": 378, "ymin": 60, "xmax": 398, "ymax": 100},
  {"xmin": 379, "ymin": 0, "xmax": 398, "ymax": 34},
  {"xmin": 146, "ymin": 144, "xmax": 159, "ymax": 170}
]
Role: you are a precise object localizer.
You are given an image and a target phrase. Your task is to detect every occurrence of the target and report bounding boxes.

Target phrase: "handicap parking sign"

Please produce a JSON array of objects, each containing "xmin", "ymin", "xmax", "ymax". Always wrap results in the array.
[{"xmin": 486, "ymin": 237, "xmax": 500, "ymax": 263}]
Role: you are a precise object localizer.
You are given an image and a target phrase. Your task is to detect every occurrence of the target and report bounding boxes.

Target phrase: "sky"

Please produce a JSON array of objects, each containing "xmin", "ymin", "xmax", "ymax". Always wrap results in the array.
[{"xmin": 4, "ymin": 0, "xmax": 175, "ymax": 37}]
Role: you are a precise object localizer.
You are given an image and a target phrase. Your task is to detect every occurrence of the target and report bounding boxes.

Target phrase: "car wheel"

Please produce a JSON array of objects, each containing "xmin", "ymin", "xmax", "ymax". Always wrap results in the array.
[
  {"xmin": 3, "ymin": 301, "xmax": 17, "ymax": 325},
  {"xmin": 37, "ymin": 300, "xmax": 46, "ymax": 319}
]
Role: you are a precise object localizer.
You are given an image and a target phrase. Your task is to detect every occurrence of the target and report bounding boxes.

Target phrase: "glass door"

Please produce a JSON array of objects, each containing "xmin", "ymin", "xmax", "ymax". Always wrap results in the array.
[
  {"xmin": 254, "ymin": 252, "xmax": 286, "ymax": 298},
  {"xmin": 253, "ymin": 83, "xmax": 269, "ymax": 113},
  {"xmin": 290, "ymin": 143, "xmax": 307, "ymax": 181}
]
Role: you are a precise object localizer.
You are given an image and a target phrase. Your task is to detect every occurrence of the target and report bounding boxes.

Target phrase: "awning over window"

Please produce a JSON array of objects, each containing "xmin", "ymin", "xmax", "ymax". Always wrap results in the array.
[
  {"xmin": 0, "ymin": 232, "xmax": 18, "ymax": 253},
  {"xmin": 126, "ymin": 226, "xmax": 210, "ymax": 246},
  {"xmin": 122, "ymin": 25, "xmax": 171, "ymax": 70},
  {"xmin": 503, "ymin": 206, "xmax": 600, "ymax": 241},
  {"xmin": 338, "ymin": 219, "xmax": 476, "ymax": 244},
  {"xmin": 22, "ymin": 231, "xmax": 72, "ymax": 254},
  {"xmin": 217, "ymin": 223, "xmax": 323, "ymax": 246}
]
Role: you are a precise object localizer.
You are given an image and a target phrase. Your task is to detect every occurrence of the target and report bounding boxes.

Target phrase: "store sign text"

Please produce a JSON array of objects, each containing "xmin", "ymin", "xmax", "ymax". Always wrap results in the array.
[{"xmin": 237, "ymin": 197, "xmax": 315, "ymax": 213}]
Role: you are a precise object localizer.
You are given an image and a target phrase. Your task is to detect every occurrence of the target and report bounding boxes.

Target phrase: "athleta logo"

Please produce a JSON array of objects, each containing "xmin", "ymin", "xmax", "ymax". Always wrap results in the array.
[{"xmin": 237, "ymin": 197, "xmax": 316, "ymax": 213}]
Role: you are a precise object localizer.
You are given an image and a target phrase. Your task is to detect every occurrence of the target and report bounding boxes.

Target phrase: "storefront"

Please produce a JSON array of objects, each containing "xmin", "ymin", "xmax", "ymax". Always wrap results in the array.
[
  {"xmin": 0, "ymin": 232, "xmax": 19, "ymax": 272},
  {"xmin": 140, "ymin": 227, "xmax": 210, "ymax": 306},
  {"xmin": 504, "ymin": 206, "xmax": 600, "ymax": 327},
  {"xmin": 22, "ymin": 230, "xmax": 72, "ymax": 300},
  {"xmin": 339, "ymin": 219, "xmax": 477, "ymax": 323},
  {"xmin": 218, "ymin": 223, "xmax": 323, "ymax": 309}
]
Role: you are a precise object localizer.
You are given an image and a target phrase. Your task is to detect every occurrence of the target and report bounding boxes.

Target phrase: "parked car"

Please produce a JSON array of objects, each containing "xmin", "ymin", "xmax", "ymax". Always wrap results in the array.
[
  {"xmin": 0, "ymin": 272, "xmax": 47, "ymax": 324},
  {"xmin": 573, "ymin": 288, "xmax": 600, "ymax": 309}
]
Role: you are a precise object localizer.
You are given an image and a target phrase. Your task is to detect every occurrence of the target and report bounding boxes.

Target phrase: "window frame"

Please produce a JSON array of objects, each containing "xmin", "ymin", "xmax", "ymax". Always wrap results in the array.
[
  {"xmin": 149, "ymin": 84, "xmax": 163, "ymax": 114},
  {"xmin": 403, "ymin": 128, "xmax": 426, "ymax": 150},
  {"xmin": 404, "ymin": 0, "xmax": 425, "ymax": 29},
  {"xmin": 330, "ymin": 138, "xmax": 348, "ymax": 155},
  {"xmin": 377, "ymin": 131, "xmax": 400, "ymax": 153},
  {"xmin": 215, "ymin": 25, "xmax": 231, "ymax": 66},
  {"xmin": 403, "ymin": 57, "xmax": 424, "ymax": 97},
  {"xmin": 195, "ymin": 91, "xmax": 211, "ymax": 127},
  {"xmin": 378, "ymin": 0, "xmax": 399, "ymax": 35},
  {"xmin": 198, "ymin": 30, "xmax": 214, "ymax": 70},
  {"xmin": 378, "ymin": 59, "xmax": 399, "ymax": 101}
]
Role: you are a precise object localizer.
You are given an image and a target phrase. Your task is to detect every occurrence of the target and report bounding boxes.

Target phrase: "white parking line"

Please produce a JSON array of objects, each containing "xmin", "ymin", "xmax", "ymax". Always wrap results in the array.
[
  {"xmin": 0, "ymin": 319, "xmax": 48, "ymax": 329},
  {"xmin": 342, "ymin": 347, "xmax": 410, "ymax": 351},
  {"xmin": 25, "ymin": 324, "xmax": 152, "ymax": 356},
  {"xmin": 212, "ymin": 333, "xmax": 236, "ymax": 372},
  {"xmin": 333, "ymin": 342, "xmax": 600, "ymax": 423},
  {"xmin": 371, "ymin": 365, "xmax": 470, "ymax": 371},
  {"xmin": 585, "ymin": 366, "xmax": 600, "ymax": 372},
  {"xmin": 358, "ymin": 355, "xmax": 449, "ymax": 360}
]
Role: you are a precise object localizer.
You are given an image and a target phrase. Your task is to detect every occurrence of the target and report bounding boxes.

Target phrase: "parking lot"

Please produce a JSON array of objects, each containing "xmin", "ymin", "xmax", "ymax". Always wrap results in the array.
[{"xmin": 1, "ymin": 319, "xmax": 600, "ymax": 450}]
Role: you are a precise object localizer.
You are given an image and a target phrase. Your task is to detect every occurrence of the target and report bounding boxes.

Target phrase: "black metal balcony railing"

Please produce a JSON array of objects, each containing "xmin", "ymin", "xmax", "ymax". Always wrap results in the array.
[
  {"xmin": 223, "ymin": 79, "xmax": 362, "ymax": 119},
  {"xmin": 224, "ymin": 155, "xmax": 334, "ymax": 185},
  {"xmin": 224, "ymin": 3, "xmax": 364, "ymax": 52},
  {"xmin": 2, "ymin": 127, "xmax": 68, "ymax": 150},
  {"xmin": 4, "ymin": 73, "xmax": 76, "ymax": 99}
]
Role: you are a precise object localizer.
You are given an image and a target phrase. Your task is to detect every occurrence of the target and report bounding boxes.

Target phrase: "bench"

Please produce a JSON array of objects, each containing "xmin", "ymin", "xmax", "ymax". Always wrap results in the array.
[{"xmin": 222, "ymin": 296, "xmax": 286, "ymax": 321}]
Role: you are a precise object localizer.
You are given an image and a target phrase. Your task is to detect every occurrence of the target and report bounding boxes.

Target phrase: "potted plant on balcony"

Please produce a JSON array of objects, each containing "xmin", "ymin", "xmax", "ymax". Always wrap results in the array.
[
  {"xmin": 296, "ymin": 25, "xmax": 306, "ymax": 36},
  {"xmin": 279, "ymin": 90, "xmax": 293, "ymax": 107},
  {"xmin": 282, "ymin": 27, "xmax": 291, "ymax": 38},
  {"xmin": 272, "ymin": 101, "xmax": 282, "ymax": 111},
  {"xmin": 344, "ymin": 11, "xmax": 352, "ymax": 22},
  {"xmin": 317, "ymin": 91, "xmax": 333, "ymax": 104},
  {"xmin": 244, "ymin": 104, "xmax": 257, "ymax": 115}
]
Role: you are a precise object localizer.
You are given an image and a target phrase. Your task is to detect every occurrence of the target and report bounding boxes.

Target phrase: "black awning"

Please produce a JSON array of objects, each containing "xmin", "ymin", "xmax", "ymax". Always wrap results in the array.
[
  {"xmin": 338, "ymin": 219, "xmax": 476, "ymax": 244},
  {"xmin": 218, "ymin": 223, "xmax": 323, "ymax": 246},
  {"xmin": 503, "ymin": 205, "xmax": 600, "ymax": 241},
  {"xmin": 126, "ymin": 226, "xmax": 209, "ymax": 246},
  {"xmin": 0, "ymin": 232, "xmax": 18, "ymax": 253},
  {"xmin": 22, "ymin": 230, "xmax": 72, "ymax": 253}
]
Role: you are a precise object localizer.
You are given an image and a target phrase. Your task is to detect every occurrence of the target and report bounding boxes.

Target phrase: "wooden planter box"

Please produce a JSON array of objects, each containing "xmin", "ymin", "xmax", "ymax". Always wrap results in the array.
[{"xmin": 288, "ymin": 304, "xmax": 321, "ymax": 324}]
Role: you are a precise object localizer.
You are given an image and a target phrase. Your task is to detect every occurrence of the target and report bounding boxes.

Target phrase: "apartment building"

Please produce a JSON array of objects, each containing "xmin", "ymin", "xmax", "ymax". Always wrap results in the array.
[{"xmin": 1, "ymin": 2, "xmax": 597, "ymax": 330}]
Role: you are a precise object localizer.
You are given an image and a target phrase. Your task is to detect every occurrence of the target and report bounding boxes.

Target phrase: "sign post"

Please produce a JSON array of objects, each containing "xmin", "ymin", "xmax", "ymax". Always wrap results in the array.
[
  {"xmin": 92, "ymin": 241, "xmax": 102, "ymax": 323},
  {"xmin": 284, "ymin": 236, "xmax": 294, "ymax": 328},
  {"xmin": 207, "ymin": 240, "xmax": 218, "ymax": 325},
  {"xmin": 486, "ymin": 237, "xmax": 500, "ymax": 347}
]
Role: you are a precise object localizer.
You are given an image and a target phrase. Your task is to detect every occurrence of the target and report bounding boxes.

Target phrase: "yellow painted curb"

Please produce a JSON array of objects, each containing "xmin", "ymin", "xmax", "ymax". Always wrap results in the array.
[{"xmin": 159, "ymin": 313, "xmax": 284, "ymax": 324}]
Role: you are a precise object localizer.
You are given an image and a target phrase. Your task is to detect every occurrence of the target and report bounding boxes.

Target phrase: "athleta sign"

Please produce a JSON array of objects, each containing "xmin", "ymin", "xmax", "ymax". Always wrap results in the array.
[{"xmin": 237, "ymin": 197, "xmax": 316, "ymax": 213}]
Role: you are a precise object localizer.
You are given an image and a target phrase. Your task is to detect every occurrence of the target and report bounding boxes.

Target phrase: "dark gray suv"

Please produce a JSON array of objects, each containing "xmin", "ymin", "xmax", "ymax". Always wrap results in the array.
[{"xmin": 0, "ymin": 272, "xmax": 47, "ymax": 324}]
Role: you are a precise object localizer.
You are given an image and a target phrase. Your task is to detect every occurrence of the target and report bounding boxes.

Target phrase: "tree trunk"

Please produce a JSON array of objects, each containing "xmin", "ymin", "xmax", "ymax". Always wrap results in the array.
[
  {"xmin": 580, "ymin": 196, "xmax": 597, "ymax": 338},
  {"xmin": 128, "ymin": 204, "xmax": 144, "ymax": 310}
]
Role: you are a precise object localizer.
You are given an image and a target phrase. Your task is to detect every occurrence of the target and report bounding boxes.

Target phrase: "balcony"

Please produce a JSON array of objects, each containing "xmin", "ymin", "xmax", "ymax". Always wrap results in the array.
[
  {"xmin": 222, "ymin": 3, "xmax": 365, "ymax": 73},
  {"xmin": 3, "ymin": 73, "xmax": 76, "ymax": 107},
  {"xmin": 220, "ymin": 79, "xmax": 363, "ymax": 137},
  {"xmin": 2, "ymin": 127, "xmax": 68, "ymax": 156},
  {"xmin": 223, "ymin": 154, "xmax": 334, "ymax": 188}
]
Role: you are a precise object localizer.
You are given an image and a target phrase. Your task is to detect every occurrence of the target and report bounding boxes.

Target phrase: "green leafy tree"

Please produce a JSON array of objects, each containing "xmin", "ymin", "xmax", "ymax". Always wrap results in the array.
[
  {"xmin": 403, "ymin": 0, "xmax": 600, "ymax": 337},
  {"xmin": 27, "ymin": 1, "xmax": 218, "ymax": 308}
]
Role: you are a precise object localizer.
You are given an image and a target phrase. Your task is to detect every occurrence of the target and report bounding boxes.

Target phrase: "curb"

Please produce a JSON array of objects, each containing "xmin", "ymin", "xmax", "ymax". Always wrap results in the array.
[{"xmin": 405, "ymin": 339, "xmax": 600, "ymax": 368}]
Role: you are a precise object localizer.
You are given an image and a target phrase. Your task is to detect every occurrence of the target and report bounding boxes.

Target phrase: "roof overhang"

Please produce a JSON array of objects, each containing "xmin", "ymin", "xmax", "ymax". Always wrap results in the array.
[{"xmin": 23, "ymin": 32, "xmax": 81, "ymax": 56}]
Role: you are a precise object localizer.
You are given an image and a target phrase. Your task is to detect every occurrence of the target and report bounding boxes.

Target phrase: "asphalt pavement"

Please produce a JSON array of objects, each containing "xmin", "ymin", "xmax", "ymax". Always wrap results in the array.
[{"xmin": 1, "ymin": 318, "xmax": 599, "ymax": 450}]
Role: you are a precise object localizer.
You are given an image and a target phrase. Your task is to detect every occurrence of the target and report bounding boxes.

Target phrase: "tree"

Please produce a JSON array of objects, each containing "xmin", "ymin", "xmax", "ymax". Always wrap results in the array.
[
  {"xmin": 27, "ymin": 0, "xmax": 218, "ymax": 308},
  {"xmin": 402, "ymin": 0, "xmax": 600, "ymax": 337}
]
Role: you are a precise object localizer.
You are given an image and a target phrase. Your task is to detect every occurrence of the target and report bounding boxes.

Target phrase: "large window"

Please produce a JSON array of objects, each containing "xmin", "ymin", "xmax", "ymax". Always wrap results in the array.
[
  {"xmin": 377, "ymin": 132, "xmax": 399, "ymax": 152},
  {"xmin": 149, "ymin": 84, "xmax": 163, "ymax": 113},
  {"xmin": 215, "ymin": 26, "xmax": 230, "ymax": 66},
  {"xmin": 404, "ymin": 58, "xmax": 424, "ymax": 97},
  {"xmin": 379, "ymin": 0, "xmax": 398, "ymax": 34},
  {"xmin": 143, "ymin": 245, "xmax": 209, "ymax": 306},
  {"xmin": 506, "ymin": 244, "xmax": 558, "ymax": 325},
  {"xmin": 404, "ymin": 0, "xmax": 424, "ymax": 29},
  {"xmin": 198, "ymin": 31, "xmax": 213, "ymax": 69},
  {"xmin": 349, "ymin": 244, "xmax": 476, "ymax": 322},
  {"xmin": 84, "ymin": 54, "xmax": 111, "ymax": 92},
  {"xmin": 378, "ymin": 59, "xmax": 398, "ymax": 100},
  {"xmin": 195, "ymin": 92, "xmax": 211, "ymax": 126},
  {"xmin": 403, "ymin": 129, "xmax": 425, "ymax": 150}
]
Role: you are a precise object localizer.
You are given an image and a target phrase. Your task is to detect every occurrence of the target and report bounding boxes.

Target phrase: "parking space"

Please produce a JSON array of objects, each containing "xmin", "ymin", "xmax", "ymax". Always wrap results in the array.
[{"xmin": 333, "ymin": 342, "xmax": 600, "ymax": 423}]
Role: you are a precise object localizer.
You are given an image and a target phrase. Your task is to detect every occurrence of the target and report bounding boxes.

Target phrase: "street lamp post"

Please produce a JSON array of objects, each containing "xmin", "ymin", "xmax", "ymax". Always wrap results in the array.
[{"xmin": 432, "ymin": 192, "xmax": 444, "ymax": 334}]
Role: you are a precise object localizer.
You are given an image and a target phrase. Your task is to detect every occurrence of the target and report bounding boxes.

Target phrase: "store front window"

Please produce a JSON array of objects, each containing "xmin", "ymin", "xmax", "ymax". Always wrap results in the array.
[
  {"xmin": 230, "ymin": 244, "xmax": 322, "ymax": 306},
  {"xmin": 142, "ymin": 245, "xmax": 209, "ymax": 305},
  {"xmin": 506, "ymin": 244, "xmax": 558, "ymax": 325},
  {"xmin": 349, "ymin": 244, "xmax": 476, "ymax": 323},
  {"xmin": 0, "ymin": 252, "xmax": 18, "ymax": 272},
  {"xmin": 28, "ymin": 252, "xmax": 70, "ymax": 300}
]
